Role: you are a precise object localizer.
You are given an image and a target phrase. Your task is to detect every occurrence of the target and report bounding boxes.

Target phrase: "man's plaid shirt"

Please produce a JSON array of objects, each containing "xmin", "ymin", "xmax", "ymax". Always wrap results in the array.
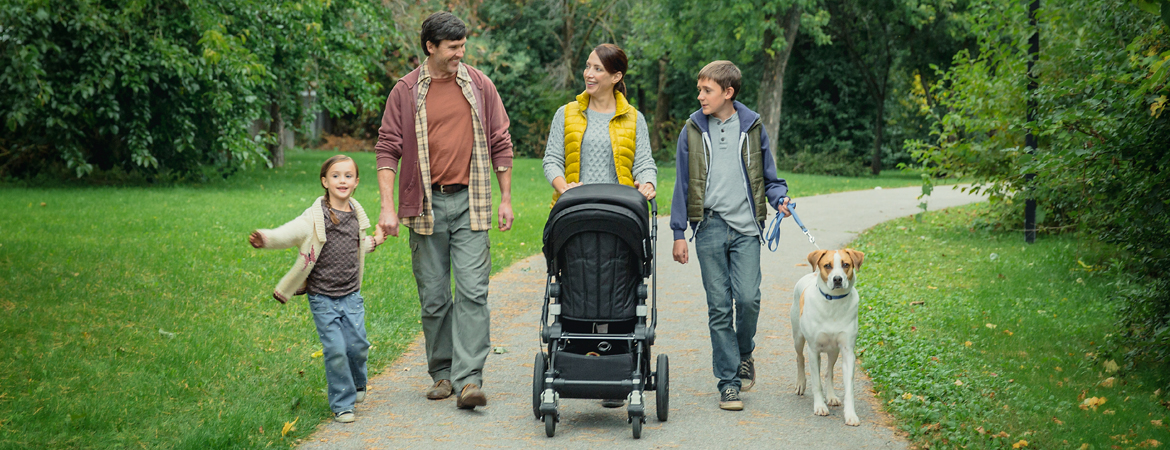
[{"xmin": 405, "ymin": 60, "xmax": 495, "ymax": 235}]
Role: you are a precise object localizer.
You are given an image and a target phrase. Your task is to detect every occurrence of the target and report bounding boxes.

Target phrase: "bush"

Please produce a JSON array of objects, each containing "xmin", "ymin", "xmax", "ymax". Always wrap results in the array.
[
  {"xmin": 0, "ymin": 0, "xmax": 402, "ymax": 180},
  {"xmin": 775, "ymin": 150, "xmax": 870, "ymax": 176}
]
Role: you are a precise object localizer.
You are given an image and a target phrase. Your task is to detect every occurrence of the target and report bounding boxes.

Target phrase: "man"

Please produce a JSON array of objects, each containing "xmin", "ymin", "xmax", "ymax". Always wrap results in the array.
[{"xmin": 374, "ymin": 11, "xmax": 514, "ymax": 410}]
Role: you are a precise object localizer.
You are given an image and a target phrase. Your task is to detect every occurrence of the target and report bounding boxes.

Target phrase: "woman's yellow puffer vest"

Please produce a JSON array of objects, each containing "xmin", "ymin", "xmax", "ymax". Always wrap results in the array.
[{"xmin": 552, "ymin": 90, "xmax": 637, "ymax": 204}]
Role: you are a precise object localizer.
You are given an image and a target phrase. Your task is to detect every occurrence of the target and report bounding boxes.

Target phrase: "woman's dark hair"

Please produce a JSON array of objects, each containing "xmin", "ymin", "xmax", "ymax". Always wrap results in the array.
[
  {"xmin": 320, "ymin": 155, "xmax": 357, "ymax": 225},
  {"xmin": 420, "ymin": 12, "xmax": 467, "ymax": 56},
  {"xmin": 593, "ymin": 43, "xmax": 628, "ymax": 98}
]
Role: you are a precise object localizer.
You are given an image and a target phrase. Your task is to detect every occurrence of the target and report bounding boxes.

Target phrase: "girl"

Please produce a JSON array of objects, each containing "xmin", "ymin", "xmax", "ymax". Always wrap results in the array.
[
  {"xmin": 249, "ymin": 155, "xmax": 385, "ymax": 423},
  {"xmin": 542, "ymin": 43, "xmax": 657, "ymax": 204}
]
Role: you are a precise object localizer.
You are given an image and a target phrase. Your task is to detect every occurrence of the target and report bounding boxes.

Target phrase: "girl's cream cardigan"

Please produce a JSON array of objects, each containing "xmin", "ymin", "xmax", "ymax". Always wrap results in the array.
[{"xmin": 257, "ymin": 196, "xmax": 378, "ymax": 303}]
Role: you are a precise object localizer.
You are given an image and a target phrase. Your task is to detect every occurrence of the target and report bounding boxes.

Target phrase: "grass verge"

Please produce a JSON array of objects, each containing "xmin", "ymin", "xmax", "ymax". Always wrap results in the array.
[{"xmin": 852, "ymin": 202, "xmax": 1170, "ymax": 449}]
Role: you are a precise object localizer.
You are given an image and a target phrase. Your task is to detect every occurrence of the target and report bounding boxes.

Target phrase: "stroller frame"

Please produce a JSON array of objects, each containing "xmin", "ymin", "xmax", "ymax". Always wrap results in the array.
[{"xmin": 532, "ymin": 184, "xmax": 669, "ymax": 439}]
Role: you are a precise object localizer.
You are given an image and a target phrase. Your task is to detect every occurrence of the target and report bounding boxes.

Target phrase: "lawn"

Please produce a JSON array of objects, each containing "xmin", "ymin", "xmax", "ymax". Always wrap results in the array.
[
  {"xmin": 851, "ymin": 203, "xmax": 1170, "ymax": 449},
  {"xmin": 0, "ymin": 149, "xmax": 936, "ymax": 448}
]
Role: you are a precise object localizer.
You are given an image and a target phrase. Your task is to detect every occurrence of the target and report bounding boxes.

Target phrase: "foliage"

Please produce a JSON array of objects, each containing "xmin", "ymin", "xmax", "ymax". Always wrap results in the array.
[
  {"xmin": 0, "ymin": 0, "xmax": 402, "ymax": 180},
  {"xmin": 775, "ymin": 150, "xmax": 871, "ymax": 176},
  {"xmin": 910, "ymin": 0, "xmax": 1170, "ymax": 372},
  {"xmin": 853, "ymin": 204, "xmax": 1170, "ymax": 449}
]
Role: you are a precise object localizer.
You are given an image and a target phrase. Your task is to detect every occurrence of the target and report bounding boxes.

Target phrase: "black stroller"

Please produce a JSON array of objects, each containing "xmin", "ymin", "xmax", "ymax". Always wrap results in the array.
[{"xmin": 533, "ymin": 183, "xmax": 669, "ymax": 439}]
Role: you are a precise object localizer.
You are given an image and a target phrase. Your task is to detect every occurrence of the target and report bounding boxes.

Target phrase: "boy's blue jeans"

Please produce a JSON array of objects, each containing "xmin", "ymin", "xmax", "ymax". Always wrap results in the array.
[
  {"xmin": 307, "ymin": 291, "xmax": 371, "ymax": 414},
  {"xmin": 694, "ymin": 211, "xmax": 762, "ymax": 393}
]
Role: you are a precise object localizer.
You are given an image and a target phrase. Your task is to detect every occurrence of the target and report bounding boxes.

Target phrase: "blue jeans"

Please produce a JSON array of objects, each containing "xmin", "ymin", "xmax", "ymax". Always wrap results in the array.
[
  {"xmin": 307, "ymin": 291, "xmax": 371, "ymax": 414},
  {"xmin": 694, "ymin": 211, "xmax": 762, "ymax": 392}
]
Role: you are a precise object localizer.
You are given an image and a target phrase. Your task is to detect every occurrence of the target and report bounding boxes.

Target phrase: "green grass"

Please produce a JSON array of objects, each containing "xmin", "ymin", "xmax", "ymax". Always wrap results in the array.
[
  {"xmin": 0, "ymin": 151, "xmax": 941, "ymax": 448},
  {"xmin": 852, "ymin": 203, "xmax": 1170, "ymax": 449}
]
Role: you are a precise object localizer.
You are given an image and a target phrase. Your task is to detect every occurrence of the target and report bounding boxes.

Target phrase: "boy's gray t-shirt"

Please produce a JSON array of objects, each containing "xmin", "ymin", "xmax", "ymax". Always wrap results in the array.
[
  {"xmin": 702, "ymin": 112, "xmax": 758, "ymax": 236},
  {"xmin": 542, "ymin": 105, "xmax": 657, "ymax": 187}
]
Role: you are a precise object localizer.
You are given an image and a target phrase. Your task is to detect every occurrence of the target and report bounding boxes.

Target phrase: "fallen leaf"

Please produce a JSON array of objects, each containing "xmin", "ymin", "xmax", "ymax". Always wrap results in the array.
[
  {"xmin": 1052, "ymin": 417, "xmax": 1063, "ymax": 425},
  {"xmin": 1100, "ymin": 377, "xmax": 1115, "ymax": 388},
  {"xmin": 1102, "ymin": 409, "xmax": 1115, "ymax": 415},
  {"xmin": 927, "ymin": 286, "xmax": 938, "ymax": 289},
  {"xmin": 955, "ymin": 380, "xmax": 964, "ymax": 386},
  {"xmin": 995, "ymin": 431, "xmax": 1011, "ymax": 438},
  {"xmin": 976, "ymin": 426, "xmax": 986, "ymax": 435},
  {"xmin": 1013, "ymin": 440, "xmax": 1029, "ymax": 448},
  {"xmin": 1080, "ymin": 444, "xmax": 1090, "ymax": 450},
  {"xmin": 1138, "ymin": 439, "xmax": 1162, "ymax": 448},
  {"xmin": 311, "ymin": 350, "xmax": 323, "ymax": 358},
  {"xmin": 902, "ymin": 393, "xmax": 913, "ymax": 400},
  {"xmin": 1055, "ymin": 366, "xmax": 1062, "ymax": 372},
  {"xmin": 964, "ymin": 341, "xmax": 973, "ymax": 347},
  {"xmin": 1080, "ymin": 396, "xmax": 1107, "ymax": 410},
  {"xmin": 1104, "ymin": 360, "xmax": 1120, "ymax": 373},
  {"xmin": 1004, "ymin": 330, "xmax": 1014, "ymax": 336},
  {"xmin": 986, "ymin": 323, "xmax": 997, "ymax": 329},
  {"xmin": 282, "ymin": 417, "xmax": 299, "ymax": 437},
  {"xmin": 1153, "ymin": 419, "xmax": 1163, "ymax": 426}
]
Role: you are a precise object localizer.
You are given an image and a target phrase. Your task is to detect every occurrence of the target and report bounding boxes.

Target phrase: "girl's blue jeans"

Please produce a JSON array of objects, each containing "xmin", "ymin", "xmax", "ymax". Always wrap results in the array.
[{"xmin": 307, "ymin": 291, "xmax": 370, "ymax": 414}]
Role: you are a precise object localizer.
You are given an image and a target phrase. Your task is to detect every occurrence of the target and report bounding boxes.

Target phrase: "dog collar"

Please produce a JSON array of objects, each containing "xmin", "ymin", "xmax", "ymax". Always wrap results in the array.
[{"xmin": 819, "ymin": 288, "xmax": 850, "ymax": 301}]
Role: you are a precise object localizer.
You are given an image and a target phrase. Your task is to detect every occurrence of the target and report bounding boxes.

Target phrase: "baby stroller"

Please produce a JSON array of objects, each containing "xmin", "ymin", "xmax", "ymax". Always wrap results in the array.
[{"xmin": 533, "ymin": 183, "xmax": 669, "ymax": 439}]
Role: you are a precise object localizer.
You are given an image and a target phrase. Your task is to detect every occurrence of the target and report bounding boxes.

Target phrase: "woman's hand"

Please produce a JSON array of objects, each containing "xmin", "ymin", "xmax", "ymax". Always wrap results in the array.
[
  {"xmin": 560, "ymin": 181, "xmax": 582, "ymax": 194},
  {"xmin": 248, "ymin": 231, "xmax": 266, "ymax": 248},
  {"xmin": 635, "ymin": 181, "xmax": 656, "ymax": 200}
]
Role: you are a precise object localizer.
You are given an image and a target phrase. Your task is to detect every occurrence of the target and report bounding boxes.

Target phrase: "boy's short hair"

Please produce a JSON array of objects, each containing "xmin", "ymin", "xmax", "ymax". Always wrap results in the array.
[
  {"xmin": 420, "ymin": 12, "xmax": 467, "ymax": 56},
  {"xmin": 698, "ymin": 60, "xmax": 741, "ymax": 101}
]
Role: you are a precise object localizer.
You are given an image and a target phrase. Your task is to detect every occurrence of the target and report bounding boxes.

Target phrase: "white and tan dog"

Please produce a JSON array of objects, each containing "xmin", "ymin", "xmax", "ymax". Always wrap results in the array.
[{"xmin": 791, "ymin": 249, "xmax": 865, "ymax": 426}]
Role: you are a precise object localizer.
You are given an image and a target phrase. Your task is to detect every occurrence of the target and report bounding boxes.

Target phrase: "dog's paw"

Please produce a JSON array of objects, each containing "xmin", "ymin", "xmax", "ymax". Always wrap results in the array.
[
  {"xmin": 827, "ymin": 395, "xmax": 841, "ymax": 407},
  {"xmin": 795, "ymin": 384, "xmax": 805, "ymax": 396},
  {"xmin": 813, "ymin": 403, "xmax": 830, "ymax": 416},
  {"xmin": 844, "ymin": 412, "xmax": 860, "ymax": 426}
]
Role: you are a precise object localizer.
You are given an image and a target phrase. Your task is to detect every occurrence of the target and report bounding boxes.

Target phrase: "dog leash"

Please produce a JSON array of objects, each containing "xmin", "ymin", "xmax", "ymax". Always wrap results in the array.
[{"xmin": 765, "ymin": 199, "xmax": 819, "ymax": 252}]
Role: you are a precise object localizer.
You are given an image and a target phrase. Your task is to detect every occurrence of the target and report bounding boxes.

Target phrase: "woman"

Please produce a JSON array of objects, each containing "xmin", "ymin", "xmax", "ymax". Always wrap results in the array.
[{"xmin": 543, "ymin": 44, "xmax": 656, "ymax": 203}]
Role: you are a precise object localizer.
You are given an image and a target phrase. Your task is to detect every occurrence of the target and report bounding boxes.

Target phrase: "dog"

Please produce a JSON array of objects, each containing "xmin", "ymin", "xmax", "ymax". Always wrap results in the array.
[{"xmin": 791, "ymin": 249, "xmax": 865, "ymax": 426}]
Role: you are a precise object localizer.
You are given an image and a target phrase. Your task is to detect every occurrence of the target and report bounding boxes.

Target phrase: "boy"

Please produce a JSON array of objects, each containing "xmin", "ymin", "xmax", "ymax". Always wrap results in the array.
[{"xmin": 669, "ymin": 60, "xmax": 790, "ymax": 411}]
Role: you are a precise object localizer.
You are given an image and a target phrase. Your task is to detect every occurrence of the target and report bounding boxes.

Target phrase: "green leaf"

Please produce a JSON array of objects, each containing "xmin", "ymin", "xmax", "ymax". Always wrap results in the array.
[{"xmin": 1133, "ymin": 0, "xmax": 1162, "ymax": 14}]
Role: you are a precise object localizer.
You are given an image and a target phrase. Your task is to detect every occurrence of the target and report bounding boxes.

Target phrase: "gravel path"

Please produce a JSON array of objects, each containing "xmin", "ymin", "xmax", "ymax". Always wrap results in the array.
[{"xmin": 298, "ymin": 184, "xmax": 984, "ymax": 449}]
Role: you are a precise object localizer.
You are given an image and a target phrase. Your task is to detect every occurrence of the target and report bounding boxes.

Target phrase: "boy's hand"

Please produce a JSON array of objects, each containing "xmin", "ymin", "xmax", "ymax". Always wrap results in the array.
[
  {"xmin": 672, "ymin": 239, "xmax": 688, "ymax": 264},
  {"xmin": 635, "ymin": 181, "xmax": 656, "ymax": 200},
  {"xmin": 248, "ymin": 231, "xmax": 266, "ymax": 248},
  {"xmin": 777, "ymin": 197, "xmax": 792, "ymax": 217}
]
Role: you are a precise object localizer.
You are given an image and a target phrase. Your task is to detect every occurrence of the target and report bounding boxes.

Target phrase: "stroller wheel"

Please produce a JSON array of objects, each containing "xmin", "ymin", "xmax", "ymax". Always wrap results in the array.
[
  {"xmin": 544, "ymin": 413, "xmax": 557, "ymax": 437},
  {"xmin": 656, "ymin": 354, "xmax": 669, "ymax": 422},
  {"xmin": 631, "ymin": 414, "xmax": 643, "ymax": 439},
  {"xmin": 532, "ymin": 352, "xmax": 547, "ymax": 420}
]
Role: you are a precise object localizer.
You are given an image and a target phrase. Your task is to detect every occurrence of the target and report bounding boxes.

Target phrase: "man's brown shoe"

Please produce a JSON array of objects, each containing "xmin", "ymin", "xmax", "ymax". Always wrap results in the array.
[
  {"xmin": 456, "ymin": 383, "xmax": 488, "ymax": 409},
  {"xmin": 425, "ymin": 380, "xmax": 453, "ymax": 400}
]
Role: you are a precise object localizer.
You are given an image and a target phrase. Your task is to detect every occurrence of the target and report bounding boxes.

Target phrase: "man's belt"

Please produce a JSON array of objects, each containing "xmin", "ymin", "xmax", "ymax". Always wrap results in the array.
[{"xmin": 431, "ymin": 184, "xmax": 467, "ymax": 194}]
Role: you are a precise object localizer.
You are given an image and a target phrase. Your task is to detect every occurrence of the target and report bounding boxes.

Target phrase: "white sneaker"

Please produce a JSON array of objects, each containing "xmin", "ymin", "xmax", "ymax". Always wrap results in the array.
[
  {"xmin": 334, "ymin": 411, "xmax": 355, "ymax": 423},
  {"xmin": 355, "ymin": 389, "xmax": 366, "ymax": 403}
]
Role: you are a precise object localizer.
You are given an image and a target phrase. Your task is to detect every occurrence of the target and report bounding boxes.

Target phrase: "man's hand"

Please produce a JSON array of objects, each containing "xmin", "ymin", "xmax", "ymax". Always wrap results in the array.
[
  {"xmin": 378, "ymin": 208, "xmax": 400, "ymax": 238},
  {"xmin": 498, "ymin": 200, "xmax": 514, "ymax": 231},
  {"xmin": 672, "ymin": 239, "xmax": 688, "ymax": 264},
  {"xmin": 635, "ymin": 181, "xmax": 656, "ymax": 200},
  {"xmin": 778, "ymin": 197, "xmax": 792, "ymax": 218},
  {"xmin": 248, "ymin": 231, "xmax": 266, "ymax": 249}
]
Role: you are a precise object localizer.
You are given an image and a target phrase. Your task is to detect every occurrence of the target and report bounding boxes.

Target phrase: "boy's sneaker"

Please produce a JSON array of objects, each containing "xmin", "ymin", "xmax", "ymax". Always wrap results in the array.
[
  {"xmin": 334, "ymin": 410, "xmax": 355, "ymax": 423},
  {"xmin": 719, "ymin": 386, "xmax": 744, "ymax": 411},
  {"xmin": 738, "ymin": 357, "xmax": 756, "ymax": 392},
  {"xmin": 355, "ymin": 388, "xmax": 366, "ymax": 403}
]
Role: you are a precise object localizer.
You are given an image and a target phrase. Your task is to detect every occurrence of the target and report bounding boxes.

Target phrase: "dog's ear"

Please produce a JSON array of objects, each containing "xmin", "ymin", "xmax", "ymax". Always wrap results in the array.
[
  {"xmin": 845, "ymin": 249, "xmax": 865, "ymax": 269},
  {"xmin": 807, "ymin": 250, "xmax": 827, "ymax": 269}
]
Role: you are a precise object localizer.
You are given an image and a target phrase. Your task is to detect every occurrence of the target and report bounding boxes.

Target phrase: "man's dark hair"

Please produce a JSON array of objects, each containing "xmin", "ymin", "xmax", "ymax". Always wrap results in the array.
[{"xmin": 420, "ymin": 12, "xmax": 467, "ymax": 56}]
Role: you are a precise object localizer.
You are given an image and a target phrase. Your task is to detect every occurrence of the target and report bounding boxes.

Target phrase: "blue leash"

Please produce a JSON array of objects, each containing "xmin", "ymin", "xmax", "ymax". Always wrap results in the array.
[{"xmin": 765, "ymin": 199, "xmax": 819, "ymax": 252}]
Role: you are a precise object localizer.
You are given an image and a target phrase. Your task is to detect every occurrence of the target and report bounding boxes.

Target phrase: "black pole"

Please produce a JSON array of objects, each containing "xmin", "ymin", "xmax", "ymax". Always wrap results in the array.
[{"xmin": 1024, "ymin": 0, "xmax": 1039, "ymax": 244}]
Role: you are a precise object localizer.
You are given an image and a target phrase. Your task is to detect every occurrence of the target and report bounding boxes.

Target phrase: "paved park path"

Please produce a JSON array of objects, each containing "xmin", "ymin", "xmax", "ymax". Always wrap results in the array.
[{"xmin": 299, "ymin": 184, "xmax": 985, "ymax": 449}]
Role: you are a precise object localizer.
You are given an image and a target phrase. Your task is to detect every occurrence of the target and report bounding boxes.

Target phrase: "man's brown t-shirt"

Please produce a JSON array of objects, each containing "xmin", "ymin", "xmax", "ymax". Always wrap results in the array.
[{"xmin": 425, "ymin": 76, "xmax": 474, "ymax": 186}]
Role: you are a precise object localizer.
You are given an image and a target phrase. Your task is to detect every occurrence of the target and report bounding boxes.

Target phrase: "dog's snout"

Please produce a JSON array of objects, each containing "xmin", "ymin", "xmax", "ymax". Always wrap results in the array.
[{"xmin": 832, "ymin": 276, "xmax": 843, "ymax": 287}]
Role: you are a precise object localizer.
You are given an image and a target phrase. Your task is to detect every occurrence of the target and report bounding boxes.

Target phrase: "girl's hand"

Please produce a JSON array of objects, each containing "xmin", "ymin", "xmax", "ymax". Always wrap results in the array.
[
  {"xmin": 373, "ymin": 226, "xmax": 386, "ymax": 246},
  {"xmin": 248, "ymin": 231, "xmax": 266, "ymax": 248}
]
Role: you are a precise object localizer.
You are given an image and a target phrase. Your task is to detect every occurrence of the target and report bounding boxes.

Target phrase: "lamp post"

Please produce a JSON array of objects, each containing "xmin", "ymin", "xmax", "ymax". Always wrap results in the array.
[{"xmin": 1024, "ymin": 0, "xmax": 1039, "ymax": 244}]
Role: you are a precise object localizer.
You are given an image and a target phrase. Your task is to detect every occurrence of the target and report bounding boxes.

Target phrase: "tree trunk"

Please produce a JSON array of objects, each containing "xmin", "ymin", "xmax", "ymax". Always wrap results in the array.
[
  {"xmin": 267, "ymin": 101, "xmax": 285, "ymax": 168},
  {"xmin": 652, "ymin": 56, "xmax": 671, "ymax": 155},
  {"xmin": 758, "ymin": 5, "xmax": 802, "ymax": 147},
  {"xmin": 871, "ymin": 96, "xmax": 884, "ymax": 175}
]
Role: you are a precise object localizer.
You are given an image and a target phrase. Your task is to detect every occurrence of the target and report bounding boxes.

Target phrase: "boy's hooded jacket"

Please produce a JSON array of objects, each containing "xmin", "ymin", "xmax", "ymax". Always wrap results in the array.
[
  {"xmin": 669, "ymin": 101, "xmax": 788, "ymax": 241},
  {"xmin": 257, "ymin": 197, "xmax": 379, "ymax": 303}
]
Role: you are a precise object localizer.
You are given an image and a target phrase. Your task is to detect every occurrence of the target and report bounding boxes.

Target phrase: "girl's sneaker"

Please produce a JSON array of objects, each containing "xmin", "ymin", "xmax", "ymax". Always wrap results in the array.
[{"xmin": 334, "ymin": 411, "xmax": 355, "ymax": 423}]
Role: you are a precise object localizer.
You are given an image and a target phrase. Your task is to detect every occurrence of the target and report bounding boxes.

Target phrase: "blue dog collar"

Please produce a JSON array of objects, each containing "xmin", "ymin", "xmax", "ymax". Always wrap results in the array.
[{"xmin": 819, "ymin": 288, "xmax": 850, "ymax": 301}]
